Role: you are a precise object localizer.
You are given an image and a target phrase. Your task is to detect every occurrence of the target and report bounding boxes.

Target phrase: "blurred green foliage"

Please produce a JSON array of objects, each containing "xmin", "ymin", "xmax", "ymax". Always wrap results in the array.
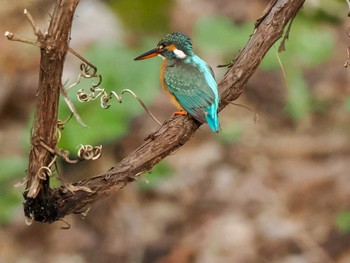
[
  {"xmin": 0, "ymin": 157, "xmax": 27, "ymax": 223},
  {"xmin": 194, "ymin": 16, "xmax": 252, "ymax": 56},
  {"xmin": 344, "ymin": 96, "xmax": 350, "ymax": 111},
  {"xmin": 261, "ymin": 15, "xmax": 334, "ymax": 120},
  {"xmin": 106, "ymin": 0, "xmax": 172, "ymax": 33},
  {"xmin": 283, "ymin": 69, "xmax": 312, "ymax": 121},
  {"xmin": 336, "ymin": 211, "xmax": 350, "ymax": 233},
  {"xmin": 303, "ymin": 0, "xmax": 346, "ymax": 23}
]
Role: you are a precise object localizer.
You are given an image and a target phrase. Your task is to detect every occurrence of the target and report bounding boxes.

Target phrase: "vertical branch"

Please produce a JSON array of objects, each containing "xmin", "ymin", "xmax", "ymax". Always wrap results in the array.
[{"xmin": 25, "ymin": 0, "xmax": 80, "ymax": 202}]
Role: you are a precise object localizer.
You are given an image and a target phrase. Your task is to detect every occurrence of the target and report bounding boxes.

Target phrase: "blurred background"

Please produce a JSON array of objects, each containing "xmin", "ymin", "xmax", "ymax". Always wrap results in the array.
[{"xmin": 1, "ymin": 0, "xmax": 350, "ymax": 262}]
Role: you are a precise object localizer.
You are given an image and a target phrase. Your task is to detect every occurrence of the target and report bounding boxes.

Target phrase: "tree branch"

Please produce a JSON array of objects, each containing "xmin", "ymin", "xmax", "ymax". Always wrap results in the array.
[
  {"xmin": 22, "ymin": 0, "xmax": 305, "ymax": 223},
  {"xmin": 6, "ymin": 0, "xmax": 80, "ymax": 221}
]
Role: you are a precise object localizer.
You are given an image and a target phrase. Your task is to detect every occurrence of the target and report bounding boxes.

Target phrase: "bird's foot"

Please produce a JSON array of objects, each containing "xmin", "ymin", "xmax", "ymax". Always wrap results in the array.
[{"xmin": 173, "ymin": 110, "xmax": 187, "ymax": 116}]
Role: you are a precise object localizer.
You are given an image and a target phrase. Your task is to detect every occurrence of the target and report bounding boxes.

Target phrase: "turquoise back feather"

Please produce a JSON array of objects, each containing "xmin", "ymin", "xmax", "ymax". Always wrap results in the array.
[
  {"xmin": 163, "ymin": 55, "xmax": 220, "ymax": 132},
  {"xmin": 196, "ymin": 55, "xmax": 220, "ymax": 132}
]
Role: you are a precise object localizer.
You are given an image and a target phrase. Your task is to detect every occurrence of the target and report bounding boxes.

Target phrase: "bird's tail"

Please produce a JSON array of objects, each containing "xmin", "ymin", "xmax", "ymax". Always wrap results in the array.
[{"xmin": 205, "ymin": 104, "xmax": 220, "ymax": 133}]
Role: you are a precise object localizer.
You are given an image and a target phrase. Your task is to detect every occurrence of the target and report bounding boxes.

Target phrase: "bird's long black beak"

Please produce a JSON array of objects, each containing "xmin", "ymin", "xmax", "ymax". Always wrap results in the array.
[{"xmin": 134, "ymin": 48, "xmax": 159, "ymax": 60}]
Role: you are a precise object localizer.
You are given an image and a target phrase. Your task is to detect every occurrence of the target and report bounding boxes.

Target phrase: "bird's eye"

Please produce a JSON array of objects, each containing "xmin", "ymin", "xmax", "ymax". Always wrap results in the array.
[{"xmin": 158, "ymin": 44, "xmax": 165, "ymax": 50}]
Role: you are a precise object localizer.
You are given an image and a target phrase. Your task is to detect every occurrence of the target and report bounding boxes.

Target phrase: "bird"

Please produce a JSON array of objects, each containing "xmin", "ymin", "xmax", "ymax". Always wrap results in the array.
[{"xmin": 134, "ymin": 32, "xmax": 220, "ymax": 132}]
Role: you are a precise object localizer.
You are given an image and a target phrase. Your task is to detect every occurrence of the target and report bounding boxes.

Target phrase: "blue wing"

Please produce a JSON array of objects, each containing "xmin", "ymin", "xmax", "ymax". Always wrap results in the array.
[{"xmin": 163, "ymin": 56, "xmax": 220, "ymax": 132}]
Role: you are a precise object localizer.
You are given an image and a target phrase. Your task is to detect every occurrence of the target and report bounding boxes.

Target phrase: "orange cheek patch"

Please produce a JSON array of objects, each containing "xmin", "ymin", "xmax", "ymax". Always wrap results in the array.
[{"xmin": 166, "ymin": 44, "xmax": 177, "ymax": 52}]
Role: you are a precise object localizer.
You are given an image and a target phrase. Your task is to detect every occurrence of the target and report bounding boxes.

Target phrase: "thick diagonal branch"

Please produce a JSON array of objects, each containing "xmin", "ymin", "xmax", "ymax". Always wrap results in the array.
[{"xmin": 24, "ymin": 0, "xmax": 305, "ymax": 222}]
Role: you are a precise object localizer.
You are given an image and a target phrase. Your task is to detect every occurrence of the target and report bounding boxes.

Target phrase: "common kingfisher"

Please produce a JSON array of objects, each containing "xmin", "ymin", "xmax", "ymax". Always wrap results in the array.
[{"xmin": 134, "ymin": 32, "xmax": 220, "ymax": 132}]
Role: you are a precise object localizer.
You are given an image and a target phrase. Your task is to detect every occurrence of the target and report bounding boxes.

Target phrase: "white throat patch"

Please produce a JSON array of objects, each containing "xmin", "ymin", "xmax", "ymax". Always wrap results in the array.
[{"xmin": 173, "ymin": 48, "xmax": 187, "ymax": 59}]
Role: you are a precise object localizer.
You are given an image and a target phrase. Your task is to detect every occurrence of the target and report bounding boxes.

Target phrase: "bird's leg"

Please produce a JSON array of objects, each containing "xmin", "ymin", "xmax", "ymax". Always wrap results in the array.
[{"xmin": 173, "ymin": 110, "xmax": 187, "ymax": 116}]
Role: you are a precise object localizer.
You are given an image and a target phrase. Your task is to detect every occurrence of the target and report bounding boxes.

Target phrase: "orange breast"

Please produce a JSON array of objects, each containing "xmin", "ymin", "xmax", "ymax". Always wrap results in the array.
[{"xmin": 160, "ymin": 60, "xmax": 184, "ymax": 110}]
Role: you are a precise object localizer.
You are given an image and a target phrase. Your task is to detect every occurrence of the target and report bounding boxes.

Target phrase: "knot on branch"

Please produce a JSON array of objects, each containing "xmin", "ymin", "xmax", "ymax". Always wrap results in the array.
[{"xmin": 24, "ymin": 196, "xmax": 59, "ymax": 223}]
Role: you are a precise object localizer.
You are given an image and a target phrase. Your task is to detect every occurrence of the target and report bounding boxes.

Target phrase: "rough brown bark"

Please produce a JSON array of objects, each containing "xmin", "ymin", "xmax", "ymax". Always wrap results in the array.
[
  {"xmin": 19, "ymin": 0, "xmax": 80, "ymax": 221},
  {"xmin": 22, "ymin": 0, "xmax": 305, "ymax": 222}
]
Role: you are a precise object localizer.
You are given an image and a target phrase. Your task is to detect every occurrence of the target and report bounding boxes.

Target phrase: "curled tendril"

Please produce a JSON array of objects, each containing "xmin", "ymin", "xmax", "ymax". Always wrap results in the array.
[
  {"xmin": 68, "ymin": 47, "xmax": 100, "ymax": 83},
  {"xmin": 36, "ymin": 155, "xmax": 57, "ymax": 180},
  {"xmin": 80, "ymin": 62, "xmax": 96, "ymax": 78},
  {"xmin": 36, "ymin": 166, "xmax": 52, "ymax": 180},
  {"xmin": 56, "ymin": 114, "xmax": 73, "ymax": 143},
  {"xmin": 77, "ymin": 87, "xmax": 162, "ymax": 126},
  {"xmin": 68, "ymin": 60, "xmax": 161, "ymax": 126},
  {"xmin": 78, "ymin": 144, "xmax": 102, "ymax": 161},
  {"xmin": 80, "ymin": 63, "xmax": 102, "ymax": 87},
  {"xmin": 67, "ymin": 63, "xmax": 102, "ymax": 92},
  {"xmin": 67, "ymin": 56, "xmax": 162, "ymax": 126},
  {"xmin": 26, "ymin": 155, "xmax": 56, "ymax": 198},
  {"xmin": 26, "ymin": 139, "xmax": 101, "ymax": 198}
]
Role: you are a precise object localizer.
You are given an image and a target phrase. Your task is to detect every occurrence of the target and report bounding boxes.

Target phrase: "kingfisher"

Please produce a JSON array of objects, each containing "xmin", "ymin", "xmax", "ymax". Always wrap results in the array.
[{"xmin": 134, "ymin": 32, "xmax": 220, "ymax": 132}]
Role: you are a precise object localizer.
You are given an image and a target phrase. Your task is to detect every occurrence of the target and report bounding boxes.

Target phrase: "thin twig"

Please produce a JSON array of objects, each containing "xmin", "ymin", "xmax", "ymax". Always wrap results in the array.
[
  {"xmin": 24, "ymin": 9, "xmax": 44, "ymax": 39},
  {"xmin": 4, "ymin": 31, "xmax": 40, "ymax": 47},
  {"xmin": 120, "ymin": 89, "xmax": 162, "ymax": 126}
]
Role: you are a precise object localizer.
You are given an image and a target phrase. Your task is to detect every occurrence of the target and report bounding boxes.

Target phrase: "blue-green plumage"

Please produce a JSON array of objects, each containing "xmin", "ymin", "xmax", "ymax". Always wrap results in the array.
[
  {"xmin": 163, "ymin": 55, "xmax": 219, "ymax": 132},
  {"xmin": 134, "ymin": 32, "xmax": 220, "ymax": 132}
]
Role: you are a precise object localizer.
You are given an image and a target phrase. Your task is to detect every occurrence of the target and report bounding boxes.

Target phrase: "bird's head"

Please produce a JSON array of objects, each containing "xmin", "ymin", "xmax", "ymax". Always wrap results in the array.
[{"xmin": 134, "ymin": 32, "xmax": 194, "ymax": 61}]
